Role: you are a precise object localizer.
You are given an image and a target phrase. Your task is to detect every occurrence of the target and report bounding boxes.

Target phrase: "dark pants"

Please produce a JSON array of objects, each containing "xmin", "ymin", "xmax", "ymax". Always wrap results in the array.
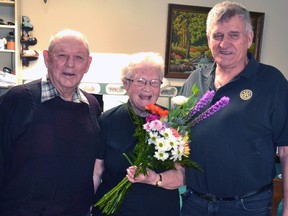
[{"xmin": 180, "ymin": 188, "xmax": 272, "ymax": 216}]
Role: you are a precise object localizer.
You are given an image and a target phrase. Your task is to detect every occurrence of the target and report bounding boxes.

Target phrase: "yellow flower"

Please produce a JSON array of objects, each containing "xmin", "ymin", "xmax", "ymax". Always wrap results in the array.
[{"xmin": 183, "ymin": 142, "xmax": 190, "ymax": 157}]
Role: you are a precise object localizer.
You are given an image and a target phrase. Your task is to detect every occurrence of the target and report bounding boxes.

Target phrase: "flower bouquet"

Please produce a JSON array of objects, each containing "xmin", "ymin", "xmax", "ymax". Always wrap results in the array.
[{"xmin": 94, "ymin": 84, "xmax": 230, "ymax": 215}]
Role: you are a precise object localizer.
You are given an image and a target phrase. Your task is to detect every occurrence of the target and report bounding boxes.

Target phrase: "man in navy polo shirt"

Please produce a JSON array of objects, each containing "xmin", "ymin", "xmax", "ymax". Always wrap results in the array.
[{"xmin": 179, "ymin": 2, "xmax": 288, "ymax": 216}]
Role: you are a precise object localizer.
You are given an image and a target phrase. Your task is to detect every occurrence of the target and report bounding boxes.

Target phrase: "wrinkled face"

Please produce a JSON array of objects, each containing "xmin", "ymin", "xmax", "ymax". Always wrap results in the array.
[
  {"xmin": 123, "ymin": 66, "xmax": 161, "ymax": 112},
  {"xmin": 43, "ymin": 37, "xmax": 92, "ymax": 95},
  {"xmin": 207, "ymin": 15, "xmax": 253, "ymax": 70}
]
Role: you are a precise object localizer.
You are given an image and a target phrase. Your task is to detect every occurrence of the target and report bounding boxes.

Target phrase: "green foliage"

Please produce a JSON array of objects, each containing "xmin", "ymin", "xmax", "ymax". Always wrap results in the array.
[{"xmin": 171, "ymin": 10, "xmax": 208, "ymax": 49}]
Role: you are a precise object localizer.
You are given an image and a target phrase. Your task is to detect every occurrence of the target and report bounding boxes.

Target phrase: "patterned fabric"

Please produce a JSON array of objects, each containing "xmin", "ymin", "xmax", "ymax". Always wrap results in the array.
[{"xmin": 41, "ymin": 77, "xmax": 89, "ymax": 104}]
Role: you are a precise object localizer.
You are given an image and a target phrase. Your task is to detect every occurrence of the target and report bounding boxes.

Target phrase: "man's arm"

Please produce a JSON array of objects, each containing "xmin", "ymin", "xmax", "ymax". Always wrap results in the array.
[
  {"xmin": 278, "ymin": 146, "xmax": 288, "ymax": 216},
  {"xmin": 93, "ymin": 159, "xmax": 104, "ymax": 193}
]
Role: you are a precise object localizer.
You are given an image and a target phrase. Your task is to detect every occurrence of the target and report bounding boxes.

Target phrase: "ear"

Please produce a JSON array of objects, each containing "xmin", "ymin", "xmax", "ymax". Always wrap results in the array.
[
  {"xmin": 122, "ymin": 79, "xmax": 129, "ymax": 90},
  {"xmin": 84, "ymin": 56, "xmax": 92, "ymax": 74},
  {"xmin": 247, "ymin": 30, "xmax": 254, "ymax": 48},
  {"xmin": 43, "ymin": 50, "xmax": 49, "ymax": 68}
]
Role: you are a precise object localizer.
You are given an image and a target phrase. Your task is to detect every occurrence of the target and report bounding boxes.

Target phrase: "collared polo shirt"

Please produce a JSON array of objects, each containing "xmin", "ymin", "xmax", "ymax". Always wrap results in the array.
[{"xmin": 180, "ymin": 53, "xmax": 288, "ymax": 197}]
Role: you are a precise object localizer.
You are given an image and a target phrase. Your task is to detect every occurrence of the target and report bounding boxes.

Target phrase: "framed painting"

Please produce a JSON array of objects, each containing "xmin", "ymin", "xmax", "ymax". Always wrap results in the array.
[{"xmin": 164, "ymin": 4, "xmax": 265, "ymax": 79}]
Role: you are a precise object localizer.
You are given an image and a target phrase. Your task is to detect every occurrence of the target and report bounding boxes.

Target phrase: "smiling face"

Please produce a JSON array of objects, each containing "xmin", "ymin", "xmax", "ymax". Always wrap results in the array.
[
  {"xmin": 123, "ymin": 65, "xmax": 161, "ymax": 113},
  {"xmin": 207, "ymin": 15, "xmax": 253, "ymax": 72},
  {"xmin": 43, "ymin": 36, "xmax": 92, "ymax": 99}
]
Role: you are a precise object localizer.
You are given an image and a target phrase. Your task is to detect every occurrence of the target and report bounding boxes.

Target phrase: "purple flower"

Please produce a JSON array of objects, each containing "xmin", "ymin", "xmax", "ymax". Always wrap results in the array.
[
  {"xmin": 189, "ymin": 90, "xmax": 215, "ymax": 117},
  {"xmin": 146, "ymin": 114, "xmax": 160, "ymax": 122},
  {"xmin": 191, "ymin": 96, "xmax": 230, "ymax": 126}
]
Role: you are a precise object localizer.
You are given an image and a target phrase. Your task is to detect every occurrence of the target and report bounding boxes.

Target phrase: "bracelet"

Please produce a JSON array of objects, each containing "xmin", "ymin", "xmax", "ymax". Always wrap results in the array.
[{"xmin": 156, "ymin": 173, "xmax": 162, "ymax": 187}]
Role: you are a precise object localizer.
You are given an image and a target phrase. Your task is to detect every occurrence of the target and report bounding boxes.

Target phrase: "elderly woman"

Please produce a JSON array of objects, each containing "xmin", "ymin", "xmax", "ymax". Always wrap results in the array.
[{"xmin": 92, "ymin": 52, "xmax": 184, "ymax": 216}]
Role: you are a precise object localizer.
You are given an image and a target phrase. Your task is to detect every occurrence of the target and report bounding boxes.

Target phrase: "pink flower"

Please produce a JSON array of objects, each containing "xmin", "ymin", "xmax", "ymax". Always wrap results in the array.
[
  {"xmin": 148, "ymin": 120, "xmax": 163, "ymax": 131},
  {"xmin": 171, "ymin": 128, "xmax": 180, "ymax": 138},
  {"xmin": 146, "ymin": 114, "xmax": 160, "ymax": 122}
]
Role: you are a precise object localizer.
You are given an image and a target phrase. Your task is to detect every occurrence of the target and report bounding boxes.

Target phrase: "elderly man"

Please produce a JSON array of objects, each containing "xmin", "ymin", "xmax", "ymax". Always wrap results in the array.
[
  {"xmin": 179, "ymin": 2, "xmax": 288, "ymax": 216},
  {"xmin": 0, "ymin": 29, "xmax": 101, "ymax": 216}
]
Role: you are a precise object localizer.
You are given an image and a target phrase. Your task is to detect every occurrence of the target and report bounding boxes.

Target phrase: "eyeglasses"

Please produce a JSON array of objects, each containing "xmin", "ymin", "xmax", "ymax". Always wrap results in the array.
[{"xmin": 126, "ymin": 78, "xmax": 162, "ymax": 88}]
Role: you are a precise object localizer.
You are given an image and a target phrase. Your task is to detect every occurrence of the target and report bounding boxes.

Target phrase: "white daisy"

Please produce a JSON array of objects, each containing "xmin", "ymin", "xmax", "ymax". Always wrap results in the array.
[
  {"xmin": 147, "ymin": 131, "xmax": 160, "ymax": 145},
  {"xmin": 154, "ymin": 137, "xmax": 170, "ymax": 151},
  {"xmin": 154, "ymin": 150, "xmax": 169, "ymax": 161},
  {"xmin": 160, "ymin": 127, "xmax": 174, "ymax": 139},
  {"xmin": 170, "ymin": 146, "xmax": 184, "ymax": 161}
]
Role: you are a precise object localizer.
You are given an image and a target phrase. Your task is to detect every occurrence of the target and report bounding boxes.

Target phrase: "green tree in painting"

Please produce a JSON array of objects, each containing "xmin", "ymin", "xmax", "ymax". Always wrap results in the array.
[{"xmin": 171, "ymin": 10, "xmax": 208, "ymax": 59}]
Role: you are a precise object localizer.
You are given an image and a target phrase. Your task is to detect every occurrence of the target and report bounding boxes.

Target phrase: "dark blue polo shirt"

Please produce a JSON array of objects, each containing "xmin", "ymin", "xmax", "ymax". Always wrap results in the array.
[{"xmin": 179, "ymin": 53, "xmax": 288, "ymax": 197}]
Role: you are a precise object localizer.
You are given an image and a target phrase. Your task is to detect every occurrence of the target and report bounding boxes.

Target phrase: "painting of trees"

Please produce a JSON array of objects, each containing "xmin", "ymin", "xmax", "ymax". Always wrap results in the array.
[
  {"xmin": 171, "ymin": 10, "xmax": 207, "ymax": 59},
  {"xmin": 165, "ymin": 4, "xmax": 213, "ymax": 78}
]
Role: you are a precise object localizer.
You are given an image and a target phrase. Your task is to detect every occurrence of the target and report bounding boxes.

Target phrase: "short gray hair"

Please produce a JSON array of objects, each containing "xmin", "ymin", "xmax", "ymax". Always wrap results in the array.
[
  {"xmin": 206, "ymin": 1, "xmax": 253, "ymax": 36},
  {"xmin": 48, "ymin": 29, "xmax": 90, "ymax": 54},
  {"xmin": 121, "ymin": 52, "xmax": 164, "ymax": 80}
]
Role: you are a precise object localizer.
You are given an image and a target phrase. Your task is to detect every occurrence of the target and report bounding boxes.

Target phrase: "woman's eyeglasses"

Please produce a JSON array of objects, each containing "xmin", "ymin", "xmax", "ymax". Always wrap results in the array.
[{"xmin": 126, "ymin": 78, "xmax": 162, "ymax": 88}]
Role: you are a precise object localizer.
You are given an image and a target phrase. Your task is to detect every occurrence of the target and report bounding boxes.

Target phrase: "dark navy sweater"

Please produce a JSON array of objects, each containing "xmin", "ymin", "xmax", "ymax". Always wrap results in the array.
[{"xmin": 0, "ymin": 81, "xmax": 101, "ymax": 216}]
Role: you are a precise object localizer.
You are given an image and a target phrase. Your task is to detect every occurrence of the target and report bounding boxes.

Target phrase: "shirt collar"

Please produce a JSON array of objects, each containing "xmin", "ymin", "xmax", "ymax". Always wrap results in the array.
[
  {"xmin": 237, "ymin": 52, "xmax": 258, "ymax": 79},
  {"xmin": 41, "ymin": 77, "xmax": 89, "ymax": 104},
  {"xmin": 203, "ymin": 53, "xmax": 258, "ymax": 84}
]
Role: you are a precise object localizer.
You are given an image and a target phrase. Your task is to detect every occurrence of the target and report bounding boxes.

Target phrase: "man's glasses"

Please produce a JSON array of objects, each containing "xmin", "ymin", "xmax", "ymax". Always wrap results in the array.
[{"xmin": 126, "ymin": 78, "xmax": 162, "ymax": 88}]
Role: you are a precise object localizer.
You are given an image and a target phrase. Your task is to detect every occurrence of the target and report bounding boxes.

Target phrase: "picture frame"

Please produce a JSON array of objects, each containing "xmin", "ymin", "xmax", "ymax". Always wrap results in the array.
[{"xmin": 164, "ymin": 4, "xmax": 265, "ymax": 79}]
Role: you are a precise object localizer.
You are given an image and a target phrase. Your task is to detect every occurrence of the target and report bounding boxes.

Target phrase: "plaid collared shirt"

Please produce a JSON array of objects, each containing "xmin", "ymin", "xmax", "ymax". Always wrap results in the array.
[{"xmin": 41, "ymin": 77, "xmax": 89, "ymax": 105}]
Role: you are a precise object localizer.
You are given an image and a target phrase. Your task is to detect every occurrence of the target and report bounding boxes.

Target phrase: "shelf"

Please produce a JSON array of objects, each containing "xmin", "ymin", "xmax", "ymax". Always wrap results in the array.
[
  {"xmin": 0, "ymin": 24, "xmax": 15, "ymax": 29},
  {"xmin": 0, "ymin": 1, "xmax": 15, "ymax": 5},
  {"xmin": 0, "ymin": 49, "xmax": 15, "ymax": 53},
  {"xmin": 21, "ymin": 38, "xmax": 37, "ymax": 46},
  {"xmin": 0, "ymin": 0, "xmax": 21, "ymax": 84}
]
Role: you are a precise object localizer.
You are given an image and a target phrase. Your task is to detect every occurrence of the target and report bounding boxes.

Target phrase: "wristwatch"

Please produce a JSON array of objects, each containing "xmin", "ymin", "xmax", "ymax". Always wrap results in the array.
[{"xmin": 156, "ymin": 173, "xmax": 162, "ymax": 187}]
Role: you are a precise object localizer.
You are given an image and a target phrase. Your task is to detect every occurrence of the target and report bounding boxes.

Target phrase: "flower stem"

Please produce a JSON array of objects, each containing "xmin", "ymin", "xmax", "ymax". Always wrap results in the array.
[
  {"xmin": 95, "ymin": 177, "xmax": 132, "ymax": 215},
  {"xmin": 123, "ymin": 153, "xmax": 134, "ymax": 166}
]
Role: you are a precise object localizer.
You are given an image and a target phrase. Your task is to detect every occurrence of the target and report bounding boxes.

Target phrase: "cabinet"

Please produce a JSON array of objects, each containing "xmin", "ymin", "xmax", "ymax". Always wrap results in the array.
[{"xmin": 0, "ymin": 0, "xmax": 22, "ymax": 84}]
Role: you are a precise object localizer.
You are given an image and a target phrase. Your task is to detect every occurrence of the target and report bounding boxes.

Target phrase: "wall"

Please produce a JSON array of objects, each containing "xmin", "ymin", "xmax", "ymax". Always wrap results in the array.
[{"xmin": 22, "ymin": 0, "xmax": 288, "ymax": 87}]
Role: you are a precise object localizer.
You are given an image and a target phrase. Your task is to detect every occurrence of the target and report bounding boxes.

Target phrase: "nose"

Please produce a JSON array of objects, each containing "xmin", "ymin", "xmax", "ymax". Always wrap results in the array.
[
  {"xmin": 142, "ymin": 82, "xmax": 153, "ymax": 91},
  {"xmin": 219, "ymin": 36, "xmax": 230, "ymax": 48},
  {"xmin": 65, "ymin": 56, "xmax": 75, "ymax": 67}
]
